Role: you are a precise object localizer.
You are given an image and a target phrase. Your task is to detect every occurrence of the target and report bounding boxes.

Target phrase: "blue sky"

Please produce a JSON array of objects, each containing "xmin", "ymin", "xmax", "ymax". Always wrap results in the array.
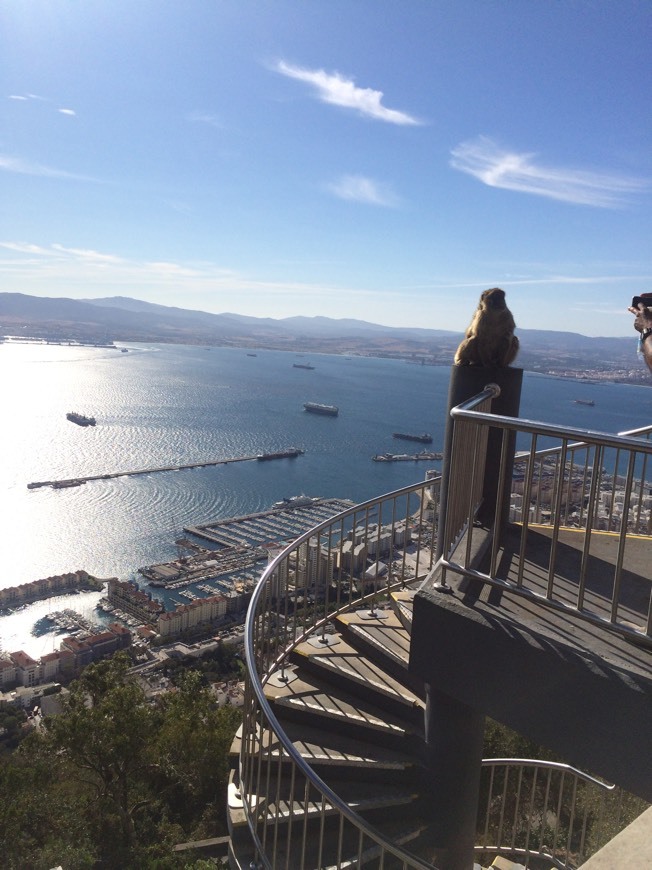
[{"xmin": 1, "ymin": 1, "xmax": 650, "ymax": 336}]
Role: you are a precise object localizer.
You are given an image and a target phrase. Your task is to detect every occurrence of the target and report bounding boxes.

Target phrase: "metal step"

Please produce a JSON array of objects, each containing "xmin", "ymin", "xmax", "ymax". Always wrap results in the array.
[{"xmin": 290, "ymin": 632, "xmax": 425, "ymax": 723}]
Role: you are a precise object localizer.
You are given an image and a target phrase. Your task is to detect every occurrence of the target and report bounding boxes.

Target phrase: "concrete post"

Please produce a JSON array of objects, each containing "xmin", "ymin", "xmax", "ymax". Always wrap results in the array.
[
  {"xmin": 424, "ymin": 684, "xmax": 486, "ymax": 870},
  {"xmin": 436, "ymin": 366, "xmax": 523, "ymax": 558}
]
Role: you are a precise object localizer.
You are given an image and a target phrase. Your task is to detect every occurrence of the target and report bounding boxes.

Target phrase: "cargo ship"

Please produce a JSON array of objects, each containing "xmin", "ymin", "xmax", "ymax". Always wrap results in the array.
[
  {"xmin": 293, "ymin": 363, "xmax": 315, "ymax": 370},
  {"xmin": 303, "ymin": 402, "xmax": 339, "ymax": 416},
  {"xmin": 66, "ymin": 412, "xmax": 96, "ymax": 427},
  {"xmin": 256, "ymin": 448, "xmax": 304, "ymax": 461},
  {"xmin": 392, "ymin": 432, "xmax": 433, "ymax": 443}
]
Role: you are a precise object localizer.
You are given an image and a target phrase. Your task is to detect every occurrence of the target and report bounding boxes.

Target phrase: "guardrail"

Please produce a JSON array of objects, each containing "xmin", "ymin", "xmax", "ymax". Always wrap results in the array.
[
  {"xmin": 241, "ymin": 480, "xmax": 439, "ymax": 869},
  {"xmin": 436, "ymin": 392, "xmax": 652, "ymax": 641},
  {"xmin": 475, "ymin": 759, "xmax": 629, "ymax": 868}
]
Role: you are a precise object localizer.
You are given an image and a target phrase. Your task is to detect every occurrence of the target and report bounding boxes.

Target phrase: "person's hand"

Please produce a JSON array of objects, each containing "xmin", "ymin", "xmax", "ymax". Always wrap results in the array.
[{"xmin": 628, "ymin": 302, "xmax": 652, "ymax": 334}]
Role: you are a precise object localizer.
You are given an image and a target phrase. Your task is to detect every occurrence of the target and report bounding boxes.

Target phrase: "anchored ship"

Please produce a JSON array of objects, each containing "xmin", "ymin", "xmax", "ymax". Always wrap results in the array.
[
  {"xmin": 573, "ymin": 399, "xmax": 595, "ymax": 407},
  {"xmin": 256, "ymin": 448, "xmax": 304, "ymax": 461},
  {"xmin": 303, "ymin": 402, "xmax": 339, "ymax": 416},
  {"xmin": 66, "ymin": 412, "xmax": 96, "ymax": 427},
  {"xmin": 392, "ymin": 431, "xmax": 433, "ymax": 443},
  {"xmin": 293, "ymin": 363, "xmax": 315, "ymax": 370}
]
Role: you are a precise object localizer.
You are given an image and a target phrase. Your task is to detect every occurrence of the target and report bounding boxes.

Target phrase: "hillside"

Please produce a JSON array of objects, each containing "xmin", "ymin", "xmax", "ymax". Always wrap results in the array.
[{"xmin": 0, "ymin": 292, "xmax": 642, "ymax": 379}]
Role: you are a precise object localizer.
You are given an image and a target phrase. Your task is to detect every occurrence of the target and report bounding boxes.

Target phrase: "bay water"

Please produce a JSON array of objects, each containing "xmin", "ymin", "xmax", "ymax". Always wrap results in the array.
[{"xmin": 2, "ymin": 341, "xmax": 650, "ymax": 657}]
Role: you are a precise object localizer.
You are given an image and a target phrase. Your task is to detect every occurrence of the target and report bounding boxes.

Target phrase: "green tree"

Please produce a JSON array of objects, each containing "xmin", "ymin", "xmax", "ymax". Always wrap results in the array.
[
  {"xmin": 42, "ymin": 653, "xmax": 159, "ymax": 864},
  {"xmin": 153, "ymin": 670, "xmax": 241, "ymax": 837}
]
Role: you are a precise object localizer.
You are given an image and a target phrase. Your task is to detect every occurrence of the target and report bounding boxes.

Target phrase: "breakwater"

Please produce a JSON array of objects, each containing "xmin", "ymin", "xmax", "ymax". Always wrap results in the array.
[{"xmin": 26, "ymin": 447, "xmax": 304, "ymax": 490}]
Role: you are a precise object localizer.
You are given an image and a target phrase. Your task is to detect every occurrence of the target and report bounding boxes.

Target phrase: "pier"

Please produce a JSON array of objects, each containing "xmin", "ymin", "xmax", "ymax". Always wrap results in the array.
[{"xmin": 26, "ymin": 448, "xmax": 304, "ymax": 490}]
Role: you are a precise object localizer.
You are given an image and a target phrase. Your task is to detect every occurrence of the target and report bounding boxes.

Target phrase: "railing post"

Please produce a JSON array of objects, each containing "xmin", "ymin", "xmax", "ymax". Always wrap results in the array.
[
  {"xmin": 424, "ymin": 684, "xmax": 486, "ymax": 870},
  {"xmin": 437, "ymin": 366, "xmax": 523, "ymax": 558}
]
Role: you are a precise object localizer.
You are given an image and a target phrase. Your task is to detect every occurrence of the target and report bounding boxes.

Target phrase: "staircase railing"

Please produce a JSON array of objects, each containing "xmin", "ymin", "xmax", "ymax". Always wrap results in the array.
[
  {"xmin": 436, "ymin": 394, "xmax": 652, "ymax": 642},
  {"xmin": 241, "ymin": 480, "xmax": 439, "ymax": 869},
  {"xmin": 475, "ymin": 758, "xmax": 632, "ymax": 868}
]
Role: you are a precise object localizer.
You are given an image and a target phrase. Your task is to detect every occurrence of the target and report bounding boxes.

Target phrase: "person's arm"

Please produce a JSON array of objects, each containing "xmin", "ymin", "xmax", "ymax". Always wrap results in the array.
[{"xmin": 628, "ymin": 303, "xmax": 652, "ymax": 372}]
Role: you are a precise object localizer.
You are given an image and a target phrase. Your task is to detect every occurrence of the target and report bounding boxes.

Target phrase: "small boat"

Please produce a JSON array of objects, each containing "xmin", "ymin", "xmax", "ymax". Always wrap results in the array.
[
  {"xmin": 66, "ymin": 412, "xmax": 96, "ymax": 426},
  {"xmin": 293, "ymin": 363, "xmax": 315, "ymax": 370},
  {"xmin": 303, "ymin": 402, "xmax": 338, "ymax": 416},
  {"xmin": 573, "ymin": 399, "xmax": 595, "ymax": 407},
  {"xmin": 392, "ymin": 432, "xmax": 433, "ymax": 444}
]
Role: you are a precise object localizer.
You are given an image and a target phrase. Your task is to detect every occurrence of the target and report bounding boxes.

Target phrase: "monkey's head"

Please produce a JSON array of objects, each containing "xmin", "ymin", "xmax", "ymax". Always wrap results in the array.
[{"xmin": 479, "ymin": 288, "xmax": 507, "ymax": 310}]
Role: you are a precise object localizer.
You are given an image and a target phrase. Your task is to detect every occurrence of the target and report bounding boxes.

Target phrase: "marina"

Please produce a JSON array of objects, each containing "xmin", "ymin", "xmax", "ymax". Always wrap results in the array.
[
  {"xmin": 26, "ymin": 447, "xmax": 305, "ymax": 490},
  {"xmin": 139, "ymin": 497, "xmax": 355, "ymax": 596}
]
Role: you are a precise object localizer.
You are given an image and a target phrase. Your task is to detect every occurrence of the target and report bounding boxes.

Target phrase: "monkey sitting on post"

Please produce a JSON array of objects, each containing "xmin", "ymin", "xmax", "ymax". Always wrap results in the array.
[{"xmin": 454, "ymin": 287, "xmax": 519, "ymax": 368}]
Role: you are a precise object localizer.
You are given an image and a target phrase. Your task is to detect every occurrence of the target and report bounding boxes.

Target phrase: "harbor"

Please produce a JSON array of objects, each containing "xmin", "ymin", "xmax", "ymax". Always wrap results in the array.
[
  {"xmin": 139, "ymin": 497, "xmax": 355, "ymax": 594},
  {"xmin": 26, "ymin": 447, "xmax": 304, "ymax": 490}
]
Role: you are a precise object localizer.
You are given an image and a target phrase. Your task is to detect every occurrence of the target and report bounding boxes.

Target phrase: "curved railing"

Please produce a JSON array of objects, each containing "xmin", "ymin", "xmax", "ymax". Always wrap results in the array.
[
  {"xmin": 241, "ymin": 479, "xmax": 438, "ymax": 869},
  {"xmin": 238, "ymin": 478, "xmax": 637, "ymax": 869}
]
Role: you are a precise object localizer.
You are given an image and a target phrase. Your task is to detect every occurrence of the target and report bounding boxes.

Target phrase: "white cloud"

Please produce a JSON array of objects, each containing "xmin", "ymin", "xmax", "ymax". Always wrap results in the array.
[
  {"xmin": 188, "ymin": 111, "xmax": 224, "ymax": 129},
  {"xmin": 0, "ymin": 154, "xmax": 96, "ymax": 182},
  {"xmin": 327, "ymin": 174, "xmax": 399, "ymax": 207},
  {"xmin": 450, "ymin": 136, "xmax": 649, "ymax": 207},
  {"xmin": 275, "ymin": 61, "xmax": 422, "ymax": 125},
  {"xmin": 59, "ymin": 108, "xmax": 76, "ymax": 116}
]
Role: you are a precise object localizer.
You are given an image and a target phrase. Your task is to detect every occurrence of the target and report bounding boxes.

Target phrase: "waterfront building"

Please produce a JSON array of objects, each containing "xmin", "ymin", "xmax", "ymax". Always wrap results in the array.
[
  {"xmin": 0, "ymin": 570, "xmax": 102, "ymax": 610},
  {"xmin": 0, "ymin": 658, "xmax": 17, "ymax": 688},
  {"xmin": 157, "ymin": 593, "xmax": 229, "ymax": 640},
  {"xmin": 108, "ymin": 578, "xmax": 165, "ymax": 624},
  {"xmin": 9, "ymin": 651, "xmax": 39, "ymax": 687},
  {"xmin": 294, "ymin": 536, "xmax": 335, "ymax": 597}
]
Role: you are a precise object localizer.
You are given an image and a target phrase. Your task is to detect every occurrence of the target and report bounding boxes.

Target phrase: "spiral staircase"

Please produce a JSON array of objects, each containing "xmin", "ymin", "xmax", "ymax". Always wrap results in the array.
[{"xmin": 227, "ymin": 372, "xmax": 652, "ymax": 870}]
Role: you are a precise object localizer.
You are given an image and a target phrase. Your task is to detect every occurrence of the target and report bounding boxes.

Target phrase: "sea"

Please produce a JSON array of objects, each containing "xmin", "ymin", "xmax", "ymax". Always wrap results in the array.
[{"xmin": 2, "ymin": 340, "xmax": 650, "ymax": 658}]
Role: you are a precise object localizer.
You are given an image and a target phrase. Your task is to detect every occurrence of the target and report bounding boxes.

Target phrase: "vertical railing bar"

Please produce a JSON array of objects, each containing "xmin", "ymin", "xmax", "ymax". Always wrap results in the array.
[
  {"xmin": 284, "ymin": 762, "xmax": 296, "ymax": 870},
  {"xmin": 607, "ymin": 449, "xmax": 621, "ymax": 532},
  {"xmin": 511, "ymin": 764, "xmax": 524, "ymax": 849},
  {"xmin": 516, "ymin": 435, "xmax": 539, "ymax": 587},
  {"xmin": 547, "ymin": 440, "xmax": 569, "ymax": 601},
  {"xmin": 483, "ymin": 765, "xmax": 496, "ymax": 844},
  {"xmin": 336, "ymin": 811, "xmax": 345, "ymax": 869},
  {"xmin": 374, "ymin": 499, "xmax": 384, "ymax": 606},
  {"xmin": 576, "ymin": 444, "xmax": 602, "ymax": 611},
  {"xmin": 524, "ymin": 765, "xmax": 538, "ymax": 857},
  {"xmin": 565, "ymin": 775, "xmax": 579, "ymax": 866},
  {"xmin": 551, "ymin": 770, "xmax": 565, "ymax": 857},
  {"xmin": 316, "ymin": 795, "xmax": 326, "ymax": 868},
  {"xmin": 611, "ymin": 451, "xmax": 637, "ymax": 625},
  {"xmin": 542, "ymin": 767, "xmax": 552, "ymax": 859},
  {"xmin": 498, "ymin": 765, "xmax": 509, "ymax": 850},
  {"xmin": 490, "ymin": 427, "xmax": 512, "ymax": 577},
  {"xmin": 631, "ymin": 451, "xmax": 646, "ymax": 532},
  {"xmin": 271, "ymin": 746, "xmax": 283, "ymax": 870},
  {"xmin": 299, "ymin": 777, "xmax": 310, "ymax": 869},
  {"xmin": 577, "ymin": 787, "xmax": 590, "ymax": 865}
]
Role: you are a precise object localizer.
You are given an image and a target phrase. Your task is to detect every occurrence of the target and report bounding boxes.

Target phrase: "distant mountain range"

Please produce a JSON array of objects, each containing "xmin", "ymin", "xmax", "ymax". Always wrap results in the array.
[{"xmin": 0, "ymin": 292, "xmax": 639, "ymax": 375}]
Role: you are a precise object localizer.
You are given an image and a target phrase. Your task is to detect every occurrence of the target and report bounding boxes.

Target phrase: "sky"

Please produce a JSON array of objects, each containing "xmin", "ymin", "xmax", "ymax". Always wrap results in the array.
[{"xmin": 1, "ymin": 1, "xmax": 650, "ymax": 337}]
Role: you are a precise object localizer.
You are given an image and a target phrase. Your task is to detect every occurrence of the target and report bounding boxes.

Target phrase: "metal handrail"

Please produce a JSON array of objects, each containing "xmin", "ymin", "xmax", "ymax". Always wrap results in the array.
[
  {"xmin": 476, "ymin": 759, "xmax": 620, "ymax": 868},
  {"xmin": 242, "ymin": 479, "xmax": 438, "ymax": 869},
  {"xmin": 438, "ymin": 394, "xmax": 652, "ymax": 640}
]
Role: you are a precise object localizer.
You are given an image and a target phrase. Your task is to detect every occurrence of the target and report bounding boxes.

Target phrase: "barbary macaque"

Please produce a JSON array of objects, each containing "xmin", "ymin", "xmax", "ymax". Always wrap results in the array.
[{"xmin": 454, "ymin": 287, "xmax": 519, "ymax": 367}]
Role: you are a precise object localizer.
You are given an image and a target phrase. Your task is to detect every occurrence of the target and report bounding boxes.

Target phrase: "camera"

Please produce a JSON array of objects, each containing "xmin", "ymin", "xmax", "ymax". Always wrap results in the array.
[{"xmin": 632, "ymin": 294, "xmax": 652, "ymax": 309}]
